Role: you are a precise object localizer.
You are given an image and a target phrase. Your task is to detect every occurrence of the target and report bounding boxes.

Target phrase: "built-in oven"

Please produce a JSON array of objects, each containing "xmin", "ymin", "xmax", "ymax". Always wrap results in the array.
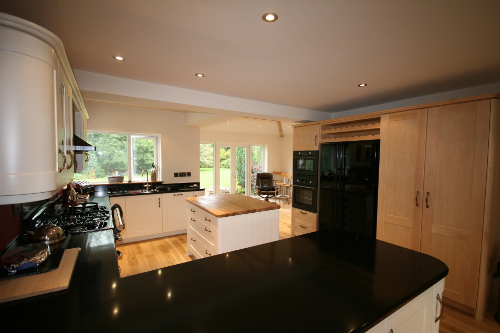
[
  {"xmin": 293, "ymin": 150, "xmax": 319, "ymax": 177},
  {"xmin": 292, "ymin": 174, "xmax": 318, "ymax": 213}
]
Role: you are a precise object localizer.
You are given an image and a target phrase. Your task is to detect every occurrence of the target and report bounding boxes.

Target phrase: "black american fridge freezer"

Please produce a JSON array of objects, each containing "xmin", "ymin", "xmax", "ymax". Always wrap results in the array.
[{"xmin": 318, "ymin": 140, "xmax": 380, "ymax": 238}]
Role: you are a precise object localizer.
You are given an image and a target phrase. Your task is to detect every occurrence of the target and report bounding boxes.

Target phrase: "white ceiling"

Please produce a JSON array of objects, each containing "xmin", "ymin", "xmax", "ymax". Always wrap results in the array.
[{"xmin": 2, "ymin": 0, "xmax": 500, "ymax": 115}]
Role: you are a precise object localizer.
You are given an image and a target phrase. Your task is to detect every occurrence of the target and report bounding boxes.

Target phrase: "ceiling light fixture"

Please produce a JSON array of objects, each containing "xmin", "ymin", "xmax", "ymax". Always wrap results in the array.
[
  {"xmin": 358, "ymin": 83, "xmax": 368, "ymax": 87},
  {"xmin": 195, "ymin": 73, "xmax": 205, "ymax": 78},
  {"xmin": 262, "ymin": 13, "xmax": 278, "ymax": 22},
  {"xmin": 113, "ymin": 55, "xmax": 125, "ymax": 61}
]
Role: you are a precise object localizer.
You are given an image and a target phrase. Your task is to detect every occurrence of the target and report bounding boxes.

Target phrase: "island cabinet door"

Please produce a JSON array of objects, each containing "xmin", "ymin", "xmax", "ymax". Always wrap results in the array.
[{"xmin": 125, "ymin": 195, "xmax": 162, "ymax": 238}]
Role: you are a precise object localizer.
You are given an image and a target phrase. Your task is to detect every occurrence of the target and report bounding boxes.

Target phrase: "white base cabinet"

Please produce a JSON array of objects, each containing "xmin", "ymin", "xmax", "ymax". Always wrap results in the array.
[
  {"xmin": 110, "ymin": 190, "xmax": 204, "ymax": 244},
  {"xmin": 187, "ymin": 202, "xmax": 279, "ymax": 259},
  {"xmin": 367, "ymin": 279, "xmax": 445, "ymax": 333}
]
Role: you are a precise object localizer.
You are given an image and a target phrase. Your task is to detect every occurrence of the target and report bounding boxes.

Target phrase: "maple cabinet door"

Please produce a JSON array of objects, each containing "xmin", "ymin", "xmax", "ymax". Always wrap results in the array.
[
  {"xmin": 376, "ymin": 109, "xmax": 427, "ymax": 251},
  {"xmin": 421, "ymin": 101, "xmax": 490, "ymax": 309}
]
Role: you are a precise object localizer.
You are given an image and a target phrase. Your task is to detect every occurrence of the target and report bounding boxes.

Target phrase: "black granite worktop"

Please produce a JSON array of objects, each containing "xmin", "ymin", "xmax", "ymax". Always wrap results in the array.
[{"xmin": 0, "ymin": 220, "xmax": 448, "ymax": 332}]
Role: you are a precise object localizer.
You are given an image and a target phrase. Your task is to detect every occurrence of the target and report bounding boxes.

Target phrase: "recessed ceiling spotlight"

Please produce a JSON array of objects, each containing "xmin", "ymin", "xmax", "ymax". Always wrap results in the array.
[
  {"xmin": 358, "ymin": 83, "xmax": 368, "ymax": 87},
  {"xmin": 195, "ymin": 73, "xmax": 205, "ymax": 78},
  {"xmin": 226, "ymin": 121, "xmax": 230, "ymax": 124},
  {"xmin": 262, "ymin": 13, "xmax": 278, "ymax": 22},
  {"xmin": 113, "ymin": 55, "xmax": 125, "ymax": 61}
]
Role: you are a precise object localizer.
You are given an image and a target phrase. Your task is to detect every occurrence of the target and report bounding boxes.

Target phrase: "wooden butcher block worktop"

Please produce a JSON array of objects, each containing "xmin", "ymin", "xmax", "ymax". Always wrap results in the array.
[{"xmin": 186, "ymin": 194, "xmax": 280, "ymax": 218}]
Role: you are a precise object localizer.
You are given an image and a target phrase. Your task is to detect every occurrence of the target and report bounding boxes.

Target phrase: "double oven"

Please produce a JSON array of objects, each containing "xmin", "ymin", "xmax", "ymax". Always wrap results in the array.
[{"xmin": 292, "ymin": 150, "xmax": 318, "ymax": 213}]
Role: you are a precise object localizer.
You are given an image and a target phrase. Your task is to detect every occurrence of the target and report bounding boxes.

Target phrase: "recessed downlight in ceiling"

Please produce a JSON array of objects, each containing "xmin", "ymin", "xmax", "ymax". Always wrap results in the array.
[
  {"xmin": 358, "ymin": 83, "xmax": 368, "ymax": 87},
  {"xmin": 262, "ymin": 13, "xmax": 278, "ymax": 22},
  {"xmin": 113, "ymin": 55, "xmax": 125, "ymax": 61},
  {"xmin": 195, "ymin": 73, "xmax": 205, "ymax": 78}
]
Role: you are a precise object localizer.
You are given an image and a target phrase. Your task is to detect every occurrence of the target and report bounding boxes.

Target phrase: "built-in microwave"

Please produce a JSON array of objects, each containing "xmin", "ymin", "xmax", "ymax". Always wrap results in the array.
[{"xmin": 293, "ymin": 150, "xmax": 319, "ymax": 177}]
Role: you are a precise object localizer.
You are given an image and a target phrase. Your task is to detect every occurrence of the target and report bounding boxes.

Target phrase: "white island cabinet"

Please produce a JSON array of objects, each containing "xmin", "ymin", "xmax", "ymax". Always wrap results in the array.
[
  {"xmin": 368, "ymin": 278, "xmax": 445, "ymax": 333},
  {"xmin": 186, "ymin": 194, "xmax": 280, "ymax": 259}
]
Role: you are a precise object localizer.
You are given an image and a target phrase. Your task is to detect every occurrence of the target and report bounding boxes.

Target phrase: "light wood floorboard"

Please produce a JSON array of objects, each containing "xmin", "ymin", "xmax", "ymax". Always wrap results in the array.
[{"xmin": 116, "ymin": 204, "xmax": 499, "ymax": 332}]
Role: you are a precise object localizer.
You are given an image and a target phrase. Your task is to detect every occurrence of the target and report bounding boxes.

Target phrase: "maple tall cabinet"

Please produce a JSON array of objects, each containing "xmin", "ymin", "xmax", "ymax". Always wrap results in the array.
[{"xmin": 377, "ymin": 97, "xmax": 500, "ymax": 320}]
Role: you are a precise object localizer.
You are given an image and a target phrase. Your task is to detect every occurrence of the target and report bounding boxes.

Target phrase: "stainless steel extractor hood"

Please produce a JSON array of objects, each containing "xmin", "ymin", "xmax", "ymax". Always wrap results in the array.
[{"xmin": 73, "ymin": 135, "xmax": 96, "ymax": 151}]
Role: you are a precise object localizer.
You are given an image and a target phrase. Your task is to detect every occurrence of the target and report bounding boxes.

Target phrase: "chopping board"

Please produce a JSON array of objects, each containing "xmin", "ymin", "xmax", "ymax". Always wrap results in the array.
[{"xmin": 0, "ymin": 247, "xmax": 80, "ymax": 303}]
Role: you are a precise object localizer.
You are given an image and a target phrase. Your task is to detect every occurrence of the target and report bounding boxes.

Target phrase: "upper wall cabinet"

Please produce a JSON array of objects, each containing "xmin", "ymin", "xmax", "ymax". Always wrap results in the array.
[
  {"xmin": 0, "ymin": 13, "xmax": 88, "ymax": 204},
  {"xmin": 377, "ymin": 98, "xmax": 500, "ymax": 320},
  {"xmin": 293, "ymin": 124, "xmax": 320, "ymax": 150}
]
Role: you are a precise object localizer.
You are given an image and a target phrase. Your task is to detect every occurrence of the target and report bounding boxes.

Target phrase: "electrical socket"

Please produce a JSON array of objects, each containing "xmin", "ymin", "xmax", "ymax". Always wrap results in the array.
[
  {"xmin": 174, "ymin": 173, "xmax": 179, "ymax": 177},
  {"xmin": 179, "ymin": 172, "xmax": 186, "ymax": 177},
  {"xmin": 187, "ymin": 172, "xmax": 191, "ymax": 177}
]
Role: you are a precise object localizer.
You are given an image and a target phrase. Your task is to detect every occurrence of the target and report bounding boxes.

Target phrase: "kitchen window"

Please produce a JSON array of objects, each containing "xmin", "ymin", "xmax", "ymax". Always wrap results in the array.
[{"xmin": 74, "ymin": 132, "xmax": 160, "ymax": 183}]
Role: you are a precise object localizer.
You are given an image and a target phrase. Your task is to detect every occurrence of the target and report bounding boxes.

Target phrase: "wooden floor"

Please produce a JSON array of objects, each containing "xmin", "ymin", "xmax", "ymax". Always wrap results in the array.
[{"xmin": 116, "ymin": 204, "xmax": 499, "ymax": 332}]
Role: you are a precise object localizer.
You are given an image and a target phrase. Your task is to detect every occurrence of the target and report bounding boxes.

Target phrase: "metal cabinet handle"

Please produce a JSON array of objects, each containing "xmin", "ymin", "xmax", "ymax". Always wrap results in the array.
[
  {"xmin": 299, "ymin": 224, "xmax": 307, "ymax": 229},
  {"xmin": 205, "ymin": 227, "xmax": 211, "ymax": 233},
  {"xmin": 435, "ymin": 293, "xmax": 443, "ymax": 323},
  {"xmin": 415, "ymin": 191, "xmax": 420, "ymax": 207},
  {"xmin": 426, "ymin": 192, "xmax": 430, "ymax": 208},
  {"xmin": 66, "ymin": 150, "xmax": 74, "ymax": 169},
  {"xmin": 190, "ymin": 209, "xmax": 196, "ymax": 213},
  {"xmin": 84, "ymin": 152, "xmax": 90, "ymax": 162},
  {"xmin": 190, "ymin": 237, "xmax": 196, "ymax": 242},
  {"xmin": 58, "ymin": 149, "xmax": 66, "ymax": 173},
  {"xmin": 205, "ymin": 217, "xmax": 211, "ymax": 222},
  {"xmin": 299, "ymin": 211, "xmax": 307, "ymax": 215},
  {"xmin": 389, "ymin": 330, "xmax": 393, "ymax": 333},
  {"xmin": 314, "ymin": 134, "xmax": 318, "ymax": 146},
  {"xmin": 174, "ymin": 193, "xmax": 184, "ymax": 196},
  {"xmin": 205, "ymin": 250, "xmax": 212, "ymax": 256},
  {"xmin": 158, "ymin": 198, "xmax": 161, "ymax": 207},
  {"xmin": 190, "ymin": 218, "xmax": 196, "ymax": 222}
]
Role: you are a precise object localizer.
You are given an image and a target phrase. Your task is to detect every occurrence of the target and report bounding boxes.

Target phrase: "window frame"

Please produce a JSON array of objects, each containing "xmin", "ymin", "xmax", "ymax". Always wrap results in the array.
[{"xmin": 86, "ymin": 131, "xmax": 161, "ymax": 182}]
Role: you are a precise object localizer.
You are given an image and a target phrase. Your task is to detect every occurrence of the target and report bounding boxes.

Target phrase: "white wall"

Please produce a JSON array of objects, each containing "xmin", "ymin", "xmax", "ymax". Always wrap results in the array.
[{"xmin": 86, "ymin": 101, "xmax": 200, "ymax": 183}]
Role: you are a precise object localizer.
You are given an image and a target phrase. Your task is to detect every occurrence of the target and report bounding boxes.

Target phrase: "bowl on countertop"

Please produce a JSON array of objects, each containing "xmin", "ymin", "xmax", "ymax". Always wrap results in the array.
[{"xmin": 108, "ymin": 176, "xmax": 124, "ymax": 183}]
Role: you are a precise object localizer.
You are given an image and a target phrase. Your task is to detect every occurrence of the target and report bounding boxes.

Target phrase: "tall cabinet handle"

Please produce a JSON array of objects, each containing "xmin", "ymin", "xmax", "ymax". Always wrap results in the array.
[
  {"xmin": 435, "ymin": 293, "xmax": 444, "ymax": 323},
  {"xmin": 426, "ymin": 192, "xmax": 430, "ymax": 208},
  {"xmin": 66, "ymin": 150, "xmax": 74, "ymax": 169},
  {"xmin": 58, "ymin": 149, "xmax": 66, "ymax": 173},
  {"xmin": 158, "ymin": 198, "xmax": 161, "ymax": 207},
  {"xmin": 415, "ymin": 191, "xmax": 420, "ymax": 207},
  {"xmin": 314, "ymin": 134, "xmax": 318, "ymax": 146}
]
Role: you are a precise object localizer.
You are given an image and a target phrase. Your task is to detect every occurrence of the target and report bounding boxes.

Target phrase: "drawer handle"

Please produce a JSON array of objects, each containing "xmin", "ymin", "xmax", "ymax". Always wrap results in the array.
[
  {"xmin": 158, "ymin": 198, "xmax": 161, "ymax": 207},
  {"xmin": 435, "ymin": 293, "xmax": 443, "ymax": 323},
  {"xmin": 426, "ymin": 192, "xmax": 430, "ymax": 208},
  {"xmin": 191, "ymin": 218, "xmax": 196, "ymax": 222},
  {"xmin": 415, "ymin": 191, "xmax": 420, "ymax": 207},
  {"xmin": 205, "ymin": 250, "xmax": 212, "ymax": 256},
  {"xmin": 190, "ymin": 209, "xmax": 196, "ymax": 212},
  {"xmin": 190, "ymin": 237, "xmax": 196, "ymax": 242},
  {"xmin": 299, "ymin": 224, "xmax": 307, "ymax": 229},
  {"xmin": 389, "ymin": 330, "xmax": 393, "ymax": 333},
  {"xmin": 66, "ymin": 150, "xmax": 74, "ymax": 169},
  {"xmin": 299, "ymin": 211, "xmax": 307, "ymax": 215},
  {"xmin": 205, "ymin": 227, "xmax": 211, "ymax": 233},
  {"xmin": 84, "ymin": 152, "xmax": 90, "ymax": 162},
  {"xmin": 174, "ymin": 193, "xmax": 184, "ymax": 196},
  {"xmin": 205, "ymin": 217, "xmax": 211, "ymax": 222}
]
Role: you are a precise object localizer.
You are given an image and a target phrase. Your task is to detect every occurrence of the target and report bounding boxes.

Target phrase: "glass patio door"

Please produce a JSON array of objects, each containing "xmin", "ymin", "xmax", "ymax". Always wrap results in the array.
[{"xmin": 216, "ymin": 144, "xmax": 248, "ymax": 195}]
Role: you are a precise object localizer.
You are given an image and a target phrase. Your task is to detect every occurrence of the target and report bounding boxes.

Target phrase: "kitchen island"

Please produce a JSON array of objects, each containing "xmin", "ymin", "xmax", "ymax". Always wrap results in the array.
[
  {"xmin": 186, "ymin": 194, "xmax": 281, "ymax": 258},
  {"xmin": 0, "ymin": 217, "xmax": 448, "ymax": 332}
]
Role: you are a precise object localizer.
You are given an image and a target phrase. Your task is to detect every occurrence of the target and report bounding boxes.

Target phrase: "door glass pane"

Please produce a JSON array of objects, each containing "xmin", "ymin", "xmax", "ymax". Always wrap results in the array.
[
  {"xmin": 219, "ymin": 146, "xmax": 231, "ymax": 194},
  {"xmin": 132, "ymin": 137, "xmax": 155, "ymax": 181},
  {"xmin": 76, "ymin": 133, "xmax": 128, "ymax": 182},
  {"xmin": 251, "ymin": 145, "xmax": 264, "ymax": 195},
  {"xmin": 200, "ymin": 143, "xmax": 215, "ymax": 196},
  {"xmin": 235, "ymin": 147, "xmax": 247, "ymax": 194}
]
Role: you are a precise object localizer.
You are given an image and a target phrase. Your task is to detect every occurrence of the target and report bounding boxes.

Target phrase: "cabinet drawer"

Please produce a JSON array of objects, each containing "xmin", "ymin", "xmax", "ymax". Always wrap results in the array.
[
  {"xmin": 188, "ymin": 216, "xmax": 218, "ymax": 246},
  {"xmin": 292, "ymin": 221, "xmax": 316, "ymax": 236},
  {"xmin": 188, "ymin": 203, "xmax": 218, "ymax": 231},
  {"xmin": 188, "ymin": 227, "xmax": 215, "ymax": 258},
  {"xmin": 293, "ymin": 209, "xmax": 317, "ymax": 228}
]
